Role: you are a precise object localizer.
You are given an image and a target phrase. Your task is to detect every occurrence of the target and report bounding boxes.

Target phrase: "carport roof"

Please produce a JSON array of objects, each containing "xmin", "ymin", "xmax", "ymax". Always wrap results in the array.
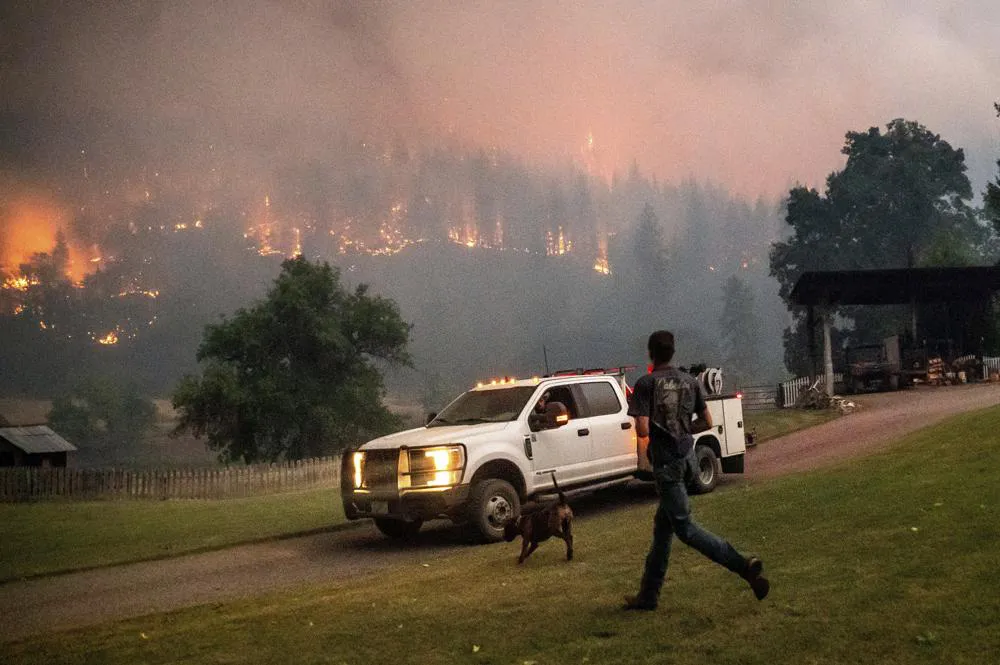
[
  {"xmin": 0, "ymin": 426, "xmax": 77, "ymax": 454},
  {"xmin": 790, "ymin": 267, "xmax": 1000, "ymax": 306}
]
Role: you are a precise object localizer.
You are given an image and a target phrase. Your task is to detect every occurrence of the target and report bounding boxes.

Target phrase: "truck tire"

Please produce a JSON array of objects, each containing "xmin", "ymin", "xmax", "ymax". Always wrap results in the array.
[
  {"xmin": 688, "ymin": 445, "xmax": 720, "ymax": 494},
  {"xmin": 466, "ymin": 478, "xmax": 520, "ymax": 543},
  {"xmin": 374, "ymin": 518, "xmax": 423, "ymax": 540}
]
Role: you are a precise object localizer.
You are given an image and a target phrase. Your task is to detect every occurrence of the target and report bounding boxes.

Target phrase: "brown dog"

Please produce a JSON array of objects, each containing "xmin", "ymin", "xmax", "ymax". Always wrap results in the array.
[{"xmin": 503, "ymin": 472, "xmax": 573, "ymax": 563}]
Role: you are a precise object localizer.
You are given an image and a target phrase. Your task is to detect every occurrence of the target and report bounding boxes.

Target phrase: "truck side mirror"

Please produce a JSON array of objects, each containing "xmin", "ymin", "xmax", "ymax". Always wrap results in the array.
[{"xmin": 528, "ymin": 402, "xmax": 570, "ymax": 432}]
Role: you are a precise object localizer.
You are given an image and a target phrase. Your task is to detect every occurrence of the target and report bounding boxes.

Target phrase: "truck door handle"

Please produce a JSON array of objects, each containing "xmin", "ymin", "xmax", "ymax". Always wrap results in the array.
[
  {"xmin": 621, "ymin": 422, "xmax": 632, "ymax": 430},
  {"xmin": 577, "ymin": 428, "xmax": 589, "ymax": 436}
]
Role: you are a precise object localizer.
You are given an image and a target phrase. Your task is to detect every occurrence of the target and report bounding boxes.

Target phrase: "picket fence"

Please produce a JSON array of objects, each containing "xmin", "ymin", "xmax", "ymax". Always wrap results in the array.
[
  {"xmin": 778, "ymin": 374, "xmax": 845, "ymax": 408},
  {"xmin": 983, "ymin": 357, "xmax": 1000, "ymax": 380},
  {"xmin": 0, "ymin": 456, "xmax": 341, "ymax": 502}
]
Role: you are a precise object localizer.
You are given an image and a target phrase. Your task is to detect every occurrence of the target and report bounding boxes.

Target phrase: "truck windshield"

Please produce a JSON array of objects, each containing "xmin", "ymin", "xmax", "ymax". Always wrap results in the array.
[{"xmin": 428, "ymin": 387, "xmax": 536, "ymax": 427}]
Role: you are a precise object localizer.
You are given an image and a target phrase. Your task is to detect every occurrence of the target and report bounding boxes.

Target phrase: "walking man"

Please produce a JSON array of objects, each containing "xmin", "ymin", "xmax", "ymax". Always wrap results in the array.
[{"xmin": 624, "ymin": 330, "xmax": 769, "ymax": 610}]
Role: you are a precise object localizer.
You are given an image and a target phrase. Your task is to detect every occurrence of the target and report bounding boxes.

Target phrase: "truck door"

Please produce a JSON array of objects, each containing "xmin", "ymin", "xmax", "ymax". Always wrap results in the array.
[
  {"xmin": 527, "ymin": 383, "xmax": 593, "ymax": 488},
  {"xmin": 577, "ymin": 379, "xmax": 636, "ymax": 478}
]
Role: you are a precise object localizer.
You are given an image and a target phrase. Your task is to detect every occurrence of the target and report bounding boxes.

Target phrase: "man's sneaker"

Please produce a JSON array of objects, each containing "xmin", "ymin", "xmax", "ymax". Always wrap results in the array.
[
  {"xmin": 622, "ymin": 594, "xmax": 657, "ymax": 611},
  {"xmin": 742, "ymin": 557, "xmax": 769, "ymax": 600},
  {"xmin": 742, "ymin": 556, "xmax": 764, "ymax": 581},
  {"xmin": 749, "ymin": 575, "xmax": 770, "ymax": 601}
]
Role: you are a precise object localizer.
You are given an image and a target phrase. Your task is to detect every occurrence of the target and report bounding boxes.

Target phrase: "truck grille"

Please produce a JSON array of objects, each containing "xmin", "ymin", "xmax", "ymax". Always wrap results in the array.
[{"xmin": 364, "ymin": 449, "xmax": 398, "ymax": 492}]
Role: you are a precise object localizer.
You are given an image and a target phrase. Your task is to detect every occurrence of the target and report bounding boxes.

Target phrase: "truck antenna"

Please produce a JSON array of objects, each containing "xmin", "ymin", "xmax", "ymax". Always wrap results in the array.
[{"xmin": 543, "ymin": 345, "xmax": 550, "ymax": 375}]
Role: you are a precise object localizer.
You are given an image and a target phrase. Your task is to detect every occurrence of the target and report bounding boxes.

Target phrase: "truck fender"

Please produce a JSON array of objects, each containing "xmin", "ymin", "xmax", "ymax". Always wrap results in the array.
[
  {"xmin": 466, "ymin": 454, "xmax": 529, "ymax": 500},
  {"xmin": 694, "ymin": 434, "xmax": 722, "ymax": 459}
]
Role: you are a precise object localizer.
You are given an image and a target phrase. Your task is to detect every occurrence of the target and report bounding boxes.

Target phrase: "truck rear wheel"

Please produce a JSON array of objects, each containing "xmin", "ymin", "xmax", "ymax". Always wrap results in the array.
[
  {"xmin": 466, "ymin": 478, "xmax": 520, "ymax": 543},
  {"xmin": 688, "ymin": 445, "xmax": 720, "ymax": 494},
  {"xmin": 374, "ymin": 518, "xmax": 423, "ymax": 540}
]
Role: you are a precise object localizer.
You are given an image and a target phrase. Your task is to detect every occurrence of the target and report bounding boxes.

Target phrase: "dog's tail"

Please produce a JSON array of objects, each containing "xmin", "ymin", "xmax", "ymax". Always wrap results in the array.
[{"xmin": 549, "ymin": 471, "xmax": 567, "ymax": 505}]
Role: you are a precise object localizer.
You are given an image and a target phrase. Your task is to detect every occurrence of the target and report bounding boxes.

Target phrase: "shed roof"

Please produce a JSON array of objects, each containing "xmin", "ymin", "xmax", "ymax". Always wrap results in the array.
[
  {"xmin": 0, "ymin": 426, "xmax": 77, "ymax": 454},
  {"xmin": 790, "ymin": 267, "xmax": 1000, "ymax": 306}
]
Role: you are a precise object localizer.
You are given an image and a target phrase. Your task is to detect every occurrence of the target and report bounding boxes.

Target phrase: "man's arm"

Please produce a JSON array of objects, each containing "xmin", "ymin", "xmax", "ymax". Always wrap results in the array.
[
  {"xmin": 694, "ymin": 380, "xmax": 712, "ymax": 429},
  {"xmin": 627, "ymin": 377, "xmax": 652, "ymax": 446},
  {"xmin": 634, "ymin": 415, "xmax": 650, "ymax": 438},
  {"xmin": 699, "ymin": 406, "xmax": 713, "ymax": 428}
]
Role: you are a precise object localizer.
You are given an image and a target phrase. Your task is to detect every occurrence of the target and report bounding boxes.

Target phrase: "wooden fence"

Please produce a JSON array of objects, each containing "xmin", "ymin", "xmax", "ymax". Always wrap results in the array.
[
  {"xmin": 983, "ymin": 357, "xmax": 1000, "ymax": 380},
  {"xmin": 0, "ymin": 456, "xmax": 341, "ymax": 502},
  {"xmin": 736, "ymin": 385, "xmax": 778, "ymax": 412}
]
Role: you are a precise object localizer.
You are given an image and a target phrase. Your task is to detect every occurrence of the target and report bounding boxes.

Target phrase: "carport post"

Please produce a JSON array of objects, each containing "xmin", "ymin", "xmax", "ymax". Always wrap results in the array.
[
  {"xmin": 822, "ymin": 306, "xmax": 834, "ymax": 395},
  {"xmin": 807, "ymin": 305, "xmax": 818, "ymax": 380}
]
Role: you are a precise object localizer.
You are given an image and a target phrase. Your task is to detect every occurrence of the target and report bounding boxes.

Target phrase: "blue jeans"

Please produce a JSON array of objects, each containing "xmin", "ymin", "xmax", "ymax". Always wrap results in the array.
[{"xmin": 639, "ymin": 452, "xmax": 747, "ymax": 601}]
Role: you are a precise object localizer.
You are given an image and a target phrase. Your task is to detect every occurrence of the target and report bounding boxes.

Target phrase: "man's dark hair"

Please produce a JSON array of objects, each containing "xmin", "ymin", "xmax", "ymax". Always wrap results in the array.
[{"xmin": 648, "ymin": 330, "xmax": 675, "ymax": 365}]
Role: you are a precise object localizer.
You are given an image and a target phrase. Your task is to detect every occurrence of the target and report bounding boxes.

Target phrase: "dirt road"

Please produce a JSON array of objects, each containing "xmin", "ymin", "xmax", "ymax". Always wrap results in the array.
[
  {"xmin": 746, "ymin": 383, "xmax": 1000, "ymax": 479},
  {"xmin": 3, "ymin": 383, "xmax": 998, "ymax": 642}
]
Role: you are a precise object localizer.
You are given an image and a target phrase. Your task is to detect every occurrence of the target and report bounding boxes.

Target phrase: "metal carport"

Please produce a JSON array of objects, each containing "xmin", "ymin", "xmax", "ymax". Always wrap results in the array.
[{"xmin": 789, "ymin": 267, "xmax": 1000, "ymax": 394}]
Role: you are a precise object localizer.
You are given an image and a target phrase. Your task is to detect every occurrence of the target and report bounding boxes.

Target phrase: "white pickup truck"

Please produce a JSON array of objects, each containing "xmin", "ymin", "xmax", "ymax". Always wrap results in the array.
[{"xmin": 341, "ymin": 369, "xmax": 748, "ymax": 542}]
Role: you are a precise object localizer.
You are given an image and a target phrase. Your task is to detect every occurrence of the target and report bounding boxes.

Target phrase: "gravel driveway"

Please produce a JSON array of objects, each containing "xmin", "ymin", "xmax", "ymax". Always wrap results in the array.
[{"xmin": 2, "ymin": 383, "xmax": 998, "ymax": 642}]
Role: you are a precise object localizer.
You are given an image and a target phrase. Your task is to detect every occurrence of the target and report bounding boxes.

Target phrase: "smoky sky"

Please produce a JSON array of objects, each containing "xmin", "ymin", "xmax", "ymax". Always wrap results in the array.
[{"xmin": 2, "ymin": 0, "xmax": 999, "ymax": 196}]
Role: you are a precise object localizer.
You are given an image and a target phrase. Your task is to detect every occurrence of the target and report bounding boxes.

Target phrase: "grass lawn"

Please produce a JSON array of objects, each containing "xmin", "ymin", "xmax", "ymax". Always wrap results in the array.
[
  {"xmin": 745, "ymin": 407, "xmax": 840, "ymax": 443},
  {"xmin": 0, "ymin": 489, "xmax": 344, "ymax": 581},
  {"xmin": 5, "ymin": 406, "xmax": 999, "ymax": 664}
]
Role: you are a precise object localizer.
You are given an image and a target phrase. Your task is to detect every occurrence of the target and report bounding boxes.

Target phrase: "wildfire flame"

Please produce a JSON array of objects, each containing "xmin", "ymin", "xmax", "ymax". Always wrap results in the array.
[
  {"xmin": 593, "ymin": 234, "xmax": 611, "ymax": 275},
  {"xmin": 2, "ymin": 275, "xmax": 33, "ymax": 291},
  {"xmin": 546, "ymin": 226, "xmax": 571, "ymax": 256}
]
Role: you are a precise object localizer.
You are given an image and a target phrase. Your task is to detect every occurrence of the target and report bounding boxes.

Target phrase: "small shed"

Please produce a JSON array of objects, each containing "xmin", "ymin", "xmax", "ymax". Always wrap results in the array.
[{"xmin": 0, "ymin": 425, "xmax": 77, "ymax": 467}]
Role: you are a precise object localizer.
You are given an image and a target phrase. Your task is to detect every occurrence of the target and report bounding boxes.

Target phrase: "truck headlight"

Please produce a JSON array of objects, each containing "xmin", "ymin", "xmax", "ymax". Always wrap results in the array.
[
  {"xmin": 400, "ymin": 445, "xmax": 465, "ymax": 489},
  {"xmin": 352, "ymin": 451, "xmax": 365, "ymax": 489}
]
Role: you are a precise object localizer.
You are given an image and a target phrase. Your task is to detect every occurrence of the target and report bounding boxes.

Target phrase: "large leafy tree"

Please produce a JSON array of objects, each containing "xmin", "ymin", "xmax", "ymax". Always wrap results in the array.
[
  {"xmin": 770, "ymin": 119, "xmax": 980, "ymax": 373},
  {"xmin": 173, "ymin": 257, "xmax": 411, "ymax": 462},
  {"xmin": 986, "ymin": 102, "xmax": 1000, "ymax": 235}
]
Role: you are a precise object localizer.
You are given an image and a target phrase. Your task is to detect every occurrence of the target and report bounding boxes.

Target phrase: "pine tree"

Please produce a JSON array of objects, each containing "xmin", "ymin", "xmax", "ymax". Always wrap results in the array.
[{"xmin": 719, "ymin": 275, "xmax": 761, "ymax": 385}]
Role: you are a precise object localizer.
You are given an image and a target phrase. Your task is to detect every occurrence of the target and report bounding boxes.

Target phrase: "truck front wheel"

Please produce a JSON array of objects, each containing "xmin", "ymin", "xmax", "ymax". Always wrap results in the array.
[
  {"xmin": 374, "ymin": 518, "xmax": 423, "ymax": 540},
  {"xmin": 466, "ymin": 479, "xmax": 520, "ymax": 543},
  {"xmin": 688, "ymin": 445, "xmax": 720, "ymax": 494}
]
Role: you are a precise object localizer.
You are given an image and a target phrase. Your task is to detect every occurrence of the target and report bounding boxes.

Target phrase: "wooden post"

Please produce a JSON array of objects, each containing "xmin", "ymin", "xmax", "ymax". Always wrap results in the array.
[
  {"xmin": 822, "ymin": 306, "xmax": 834, "ymax": 395},
  {"xmin": 807, "ymin": 305, "xmax": 818, "ymax": 382}
]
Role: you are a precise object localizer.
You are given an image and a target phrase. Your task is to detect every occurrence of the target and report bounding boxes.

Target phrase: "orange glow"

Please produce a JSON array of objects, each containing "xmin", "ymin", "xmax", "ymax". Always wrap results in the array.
[
  {"xmin": 0, "ymin": 195, "xmax": 96, "ymax": 283},
  {"xmin": 97, "ymin": 331, "xmax": 119, "ymax": 345},
  {"xmin": 1, "ymin": 198, "xmax": 67, "ymax": 269}
]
